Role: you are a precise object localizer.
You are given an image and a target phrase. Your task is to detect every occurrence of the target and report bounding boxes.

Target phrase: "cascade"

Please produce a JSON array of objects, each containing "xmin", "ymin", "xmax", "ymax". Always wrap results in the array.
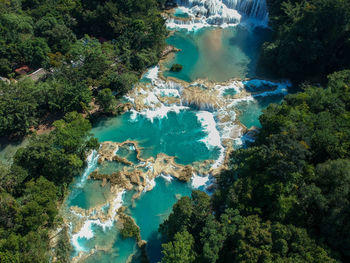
[
  {"xmin": 223, "ymin": 0, "xmax": 268, "ymax": 20},
  {"xmin": 174, "ymin": 0, "xmax": 268, "ymax": 25}
]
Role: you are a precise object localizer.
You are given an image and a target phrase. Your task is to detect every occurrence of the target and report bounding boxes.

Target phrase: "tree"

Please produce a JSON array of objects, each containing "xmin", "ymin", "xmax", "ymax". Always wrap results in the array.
[
  {"xmin": 170, "ymin": 64, "xmax": 183, "ymax": 72},
  {"xmin": 96, "ymin": 88, "xmax": 116, "ymax": 113},
  {"xmin": 229, "ymin": 216, "xmax": 337, "ymax": 263},
  {"xmin": 161, "ymin": 230, "xmax": 196, "ymax": 263},
  {"xmin": 19, "ymin": 37, "xmax": 50, "ymax": 68},
  {"xmin": 38, "ymin": 78, "xmax": 92, "ymax": 114},
  {"xmin": 0, "ymin": 79, "xmax": 41, "ymax": 136},
  {"xmin": 106, "ymin": 72, "xmax": 138, "ymax": 95},
  {"xmin": 261, "ymin": 0, "xmax": 350, "ymax": 80},
  {"xmin": 200, "ymin": 215, "xmax": 226, "ymax": 263},
  {"xmin": 16, "ymin": 177, "xmax": 58, "ymax": 233},
  {"xmin": 14, "ymin": 112, "xmax": 98, "ymax": 185},
  {"xmin": 35, "ymin": 15, "xmax": 76, "ymax": 53},
  {"xmin": 160, "ymin": 196, "xmax": 193, "ymax": 239},
  {"xmin": 67, "ymin": 37, "xmax": 111, "ymax": 80}
]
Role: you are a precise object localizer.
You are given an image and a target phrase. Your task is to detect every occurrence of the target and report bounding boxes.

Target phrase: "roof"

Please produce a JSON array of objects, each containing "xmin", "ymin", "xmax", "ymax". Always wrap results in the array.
[
  {"xmin": 29, "ymin": 68, "xmax": 47, "ymax": 81},
  {"xmin": 15, "ymin": 66, "xmax": 30, "ymax": 75}
]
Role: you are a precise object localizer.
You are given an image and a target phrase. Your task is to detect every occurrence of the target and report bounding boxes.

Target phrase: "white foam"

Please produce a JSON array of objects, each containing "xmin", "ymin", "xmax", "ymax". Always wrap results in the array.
[
  {"xmin": 142, "ymin": 66, "xmax": 159, "ymax": 83},
  {"xmin": 160, "ymin": 173, "xmax": 174, "ymax": 182},
  {"xmin": 167, "ymin": 0, "xmax": 268, "ymax": 31},
  {"xmin": 144, "ymin": 177, "xmax": 156, "ymax": 192},
  {"xmin": 157, "ymin": 88, "xmax": 181, "ymax": 98},
  {"xmin": 196, "ymin": 111, "xmax": 222, "ymax": 148},
  {"xmin": 129, "ymin": 145, "xmax": 136, "ymax": 151},
  {"xmin": 76, "ymin": 150, "xmax": 98, "ymax": 188},
  {"xmin": 217, "ymin": 82, "xmax": 243, "ymax": 97},
  {"xmin": 71, "ymin": 190, "xmax": 125, "ymax": 253},
  {"xmin": 144, "ymin": 92, "xmax": 160, "ymax": 105},
  {"xmin": 191, "ymin": 172, "xmax": 210, "ymax": 188},
  {"xmin": 124, "ymin": 96, "xmax": 135, "ymax": 104},
  {"xmin": 138, "ymin": 105, "xmax": 189, "ymax": 122},
  {"xmin": 212, "ymin": 146, "xmax": 226, "ymax": 169}
]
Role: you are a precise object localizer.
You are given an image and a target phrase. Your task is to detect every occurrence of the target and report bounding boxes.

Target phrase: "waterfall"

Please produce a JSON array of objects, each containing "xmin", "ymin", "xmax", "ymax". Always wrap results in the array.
[
  {"xmin": 223, "ymin": 0, "xmax": 268, "ymax": 20},
  {"xmin": 173, "ymin": 0, "xmax": 268, "ymax": 26}
]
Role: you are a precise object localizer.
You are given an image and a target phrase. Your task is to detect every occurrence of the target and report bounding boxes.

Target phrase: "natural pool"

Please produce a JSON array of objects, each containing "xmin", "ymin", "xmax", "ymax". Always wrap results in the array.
[
  {"xmin": 66, "ymin": 76, "xmax": 289, "ymax": 263},
  {"xmin": 91, "ymin": 110, "xmax": 221, "ymax": 165},
  {"xmin": 64, "ymin": 1, "xmax": 291, "ymax": 262},
  {"xmin": 164, "ymin": 26, "xmax": 271, "ymax": 82},
  {"xmin": 69, "ymin": 176, "xmax": 192, "ymax": 263},
  {"xmin": 66, "ymin": 108, "xmax": 221, "ymax": 261},
  {"xmin": 236, "ymin": 95, "xmax": 284, "ymax": 129}
]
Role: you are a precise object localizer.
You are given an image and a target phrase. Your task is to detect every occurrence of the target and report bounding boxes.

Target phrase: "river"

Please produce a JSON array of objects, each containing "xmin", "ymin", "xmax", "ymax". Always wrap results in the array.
[{"xmin": 64, "ymin": 1, "xmax": 290, "ymax": 262}]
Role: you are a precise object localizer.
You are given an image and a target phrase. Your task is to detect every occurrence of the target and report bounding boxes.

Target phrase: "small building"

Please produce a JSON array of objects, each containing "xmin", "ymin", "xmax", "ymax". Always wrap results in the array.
[
  {"xmin": 15, "ymin": 66, "xmax": 30, "ymax": 75},
  {"xmin": 29, "ymin": 68, "xmax": 47, "ymax": 82}
]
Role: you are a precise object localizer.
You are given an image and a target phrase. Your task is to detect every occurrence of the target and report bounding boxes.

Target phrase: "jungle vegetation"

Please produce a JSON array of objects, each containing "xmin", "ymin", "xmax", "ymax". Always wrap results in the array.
[{"xmin": 159, "ymin": 70, "xmax": 350, "ymax": 263}]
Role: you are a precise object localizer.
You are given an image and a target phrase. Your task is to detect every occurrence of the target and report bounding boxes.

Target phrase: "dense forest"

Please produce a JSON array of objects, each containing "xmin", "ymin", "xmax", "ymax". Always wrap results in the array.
[
  {"xmin": 1, "ymin": 0, "xmax": 350, "ymax": 262},
  {"xmin": 0, "ymin": 112, "xmax": 99, "ymax": 262},
  {"xmin": 159, "ymin": 0, "xmax": 350, "ymax": 262},
  {"xmin": 0, "ymin": 0, "xmax": 167, "ymax": 136},
  {"xmin": 160, "ymin": 69, "xmax": 350, "ymax": 263},
  {"xmin": 0, "ymin": 0, "xmax": 166, "ymax": 262},
  {"xmin": 261, "ymin": 0, "xmax": 350, "ymax": 81}
]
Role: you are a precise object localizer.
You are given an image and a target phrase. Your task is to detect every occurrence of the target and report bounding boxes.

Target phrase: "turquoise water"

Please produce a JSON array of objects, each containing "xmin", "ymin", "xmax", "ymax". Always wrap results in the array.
[
  {"xmin": 173, "ymin": 8, "xmax": 189, "ymax": 18},
  {"xmin": 71, "ymin": 177, "xmax": 192, "ymax": 263},
  {"xmin": 92, "ymin": 110, "xmax": 220, "ymax": 165},
  {"xmin": 164, "ymin": 26, "xmax": 271, "ymax": 82},
  {"xmin": 223, "ymin": 88, "xmax": 238, "ymax": 97},
  {"xmin": 63, "ymin": 15, "xmax": 287, "ymax": 263},
  {"xmin": 117, "ymin": 145, "xmax": 139, "ymax": 164},
  {"xmin": 68, "ymin": 180, "xmax": 112, "ymax": 210},
  {"xmin": 67, "ymin": 109, "xmax": 218, "ymax": 261},
  {"xmin": 129, "ymin": 177, "xmax": 192, "ymax": 262},
  {"xmin": 236, "ymin": 95, "xmax": 284, "ymax": 128},
  {"xmin": 82, "ymin": 230, "xmax": 137, "ymax": 263}
]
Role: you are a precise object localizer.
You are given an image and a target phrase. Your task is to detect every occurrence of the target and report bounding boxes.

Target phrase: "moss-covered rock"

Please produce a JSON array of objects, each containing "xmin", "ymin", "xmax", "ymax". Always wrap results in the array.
[{"xmin": 170, "ymin": 64, "xmax": 183, "ymax": 72}]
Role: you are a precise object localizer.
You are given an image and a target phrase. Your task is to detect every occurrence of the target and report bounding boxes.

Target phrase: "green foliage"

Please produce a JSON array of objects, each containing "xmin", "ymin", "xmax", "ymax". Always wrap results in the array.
[
  {"xmin": 96, "ymin": 88, "xmax": 117, "ymax": 113},
  {"xmin": 0, "ymin": 0, "xmax": 167, "ymax": 136},
  {"xmin": 160, "ymin": 70, "xmax": 350, "ymax": 262},
  {"xmin": 215, "ymin": 70, "xmax": 350, "ymax": 260},
  {"xmin": 261, "ymin": 0, "xmax": 350, "ymax": 80},
  {"xmin": 170, "ymin": 64, "xmax": 183, "ymax": 72},
  {"xmin": 67, "ymin": 37, "xmax": 111, "ymax": 80},
  {"xmin": 229, "ymin": 215, "xmax": 336, "ymax": 263},
  {"xmin": 0, "ymin": 76, "xmax": 93, "ymax": 137},
  {"xmin": 104, "ymin": 72, "xmax": 139, "ymax": 95},
  {"xmin": 13, "ymin": 112, "xmax": 96, "ymax": 186},
  {"xmin": 17, "ymin": 177, "xmax": 58, "ymax": 233},
  {"xmin": 0, "ymin": 79, "xmax": 41, "ymax": 136},
  {"xmin": 161, "ymin": 230, "xmax": 196, "ymax": 263},
  {"xmin": 160, "ymin": 190, "xmax": 211, "ymax": 242},
  {"xmin": 55, "ymin": 227, "xmax": 72, "ymax": 263},
  {"xmin": 0, "ymin": 112, "xmax": 98, "ymax": 262},
  {"xmin": 120, "ymin": 216, "xmax": 140, "ymax": 240},
  {"xmin": 41, "ymin": 78, "xmax": 92, "ymax": 114}
]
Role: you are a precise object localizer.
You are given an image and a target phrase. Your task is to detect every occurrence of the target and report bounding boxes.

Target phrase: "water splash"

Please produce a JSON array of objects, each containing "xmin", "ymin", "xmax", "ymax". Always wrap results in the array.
[
  {"xmin": 71, "ymin": 190, "xmax": 125, "ymax": 253},
  {"xmin": 168, "ymin": 0, "xmax": 268, "ymax": 29},
  {"xmin": 76, "ymin": 150, "xmax": 98, "ymax": 188},
  {"xmin": 223, "ymin": 0, "xmax": 268, "ymax": 21}
]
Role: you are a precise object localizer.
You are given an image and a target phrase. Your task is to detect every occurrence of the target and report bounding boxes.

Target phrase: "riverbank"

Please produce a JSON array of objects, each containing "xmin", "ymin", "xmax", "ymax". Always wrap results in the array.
[{"xmin": 57, "ymin": 2, "xmax": 292, "ymax": 262}]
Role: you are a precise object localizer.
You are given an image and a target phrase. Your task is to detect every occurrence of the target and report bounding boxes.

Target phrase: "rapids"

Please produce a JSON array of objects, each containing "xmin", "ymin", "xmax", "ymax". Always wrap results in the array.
[
  {"xmin": 167, "ymin": 0, "xmax": 268, "ymax": 29},
  {"xmin": 61, "ymin": 1, "xmax": 292, "ymax": 262}
]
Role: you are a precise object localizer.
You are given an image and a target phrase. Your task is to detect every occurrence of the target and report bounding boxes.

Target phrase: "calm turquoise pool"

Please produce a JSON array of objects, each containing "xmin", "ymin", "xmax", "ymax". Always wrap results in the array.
[{"xmin": 164, "ymin": 26, "xmax": 271, "ymax": 82}]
